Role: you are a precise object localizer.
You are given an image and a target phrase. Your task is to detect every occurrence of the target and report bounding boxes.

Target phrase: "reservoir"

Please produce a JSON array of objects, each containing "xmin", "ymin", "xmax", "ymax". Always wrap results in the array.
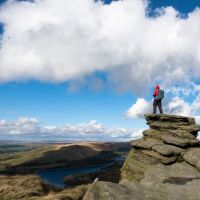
[{"xmin": 37, "ymin": 163, "xmax": 113, "ymax": 187}]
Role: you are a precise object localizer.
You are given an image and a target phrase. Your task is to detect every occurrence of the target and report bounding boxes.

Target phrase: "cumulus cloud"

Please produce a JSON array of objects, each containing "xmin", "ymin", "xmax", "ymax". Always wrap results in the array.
[
  {"xmin": 0, "ymin": 0, "xmax": 200, "ymax": 93},
  {"xmin": 0, "ymin": 117, "xmax": 142, "ymax": 141},
  {"xmin": 125, "ymin": 80, "xmax": 200, "ymax": 120},
  {"xmin": 125, "ymin": 95, "xmax": 200, "ymax": 122},
  {"xmin": 125, "ymin": 98, "xmax": 152, "ymax": 118},
  {"xmin": 0, "ymin": 117, "xmax": 40, "ymax": 135},
  {"xmin": 125, "ymin": 95, "xmax": 200, "ymax": 138}
]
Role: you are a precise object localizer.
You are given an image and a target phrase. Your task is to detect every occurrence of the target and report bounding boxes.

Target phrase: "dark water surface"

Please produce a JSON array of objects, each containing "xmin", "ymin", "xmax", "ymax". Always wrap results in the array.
[{"xmin": 36, "ymin": 163, "xmax": 113, "ymax": 187}]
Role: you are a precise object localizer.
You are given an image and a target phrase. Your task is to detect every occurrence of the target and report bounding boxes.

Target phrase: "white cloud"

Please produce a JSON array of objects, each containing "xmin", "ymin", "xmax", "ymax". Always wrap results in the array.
[
  {"xmin": 168, "ymin": 97, "xmax": 193, "ymax": 116},
  {"xmin": 0, "ymin": 117, "xmax": 141, "ymax": 141},
  {"xmin": 125, "ymin": 96, "xmax": 200, "ymax": 139},
  {"xmin": 0, "ymin": 0, "xmax": 200, "ymax": 93},
  {"xmin": 125, "ymin": 96, "xmax": 200, "ymax": 123},
  {"xmin": 125, "ymin": 98, "xmax": 152, "ymax": 118},
  {"xmin": 0, "ymin": 117, "xmax": 40, "ymax": 135}
]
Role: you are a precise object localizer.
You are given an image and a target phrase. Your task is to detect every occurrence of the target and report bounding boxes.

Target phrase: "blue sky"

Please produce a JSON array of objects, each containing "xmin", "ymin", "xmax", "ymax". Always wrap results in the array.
[
  {"xmin": 149, "ymin": 0, "xmax": 200, "ymax": 13},
  {"xmin": 0, "ymin": 81, "xmax": 137, "ymax": 127},
  {"xmin": 0, "ymin": 0, "xmax": 200, "ymax": 141}
]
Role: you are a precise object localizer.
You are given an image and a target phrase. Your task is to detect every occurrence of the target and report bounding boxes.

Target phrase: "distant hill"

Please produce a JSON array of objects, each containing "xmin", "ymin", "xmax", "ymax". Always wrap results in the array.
[{"xmin": 0, "ymin": 142, "xmax": 130, "ymax": 173}]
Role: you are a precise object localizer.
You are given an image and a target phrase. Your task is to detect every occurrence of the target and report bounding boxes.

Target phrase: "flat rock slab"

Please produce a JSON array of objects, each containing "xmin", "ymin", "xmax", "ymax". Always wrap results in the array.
[
  {"xmin": 83, "ymin": 180, "xmax": 172, "ymax": 200},
  {"xmin": 140, "ymin": 162, "xmax": 200, "ymax": 187},
  {"xmin": 122, "ymin": 176, "xmax": 200, "ymax": 200},
  {"xmin": 147, "ymin": 122, "xmax": 200, "ymax": 133},
  {"xmin": 130, "ymin": 138, "xmax": 162, "ymax": 149},
  {"xmin": 145, "ymin": 114, "xmax": 195, "ymax": 124},
  {"xmin": 143, "ymin": 129, "xmax": 196, "ymax": 139},
  {"xmin": 142, "ymin": 150, "xmax": 177, "ymax": 164},
  {"xmin": 152, "ymin": 144, "xmax": 184, "ymax": 156},
  {"xmin": 183, "ymin": 148, "xmax": 200, "ymax": 170},
  {"xmin": 167, "ymin": 129, "xmax": 197, "ymax": 138},
  {"xmin": 162, "ymin": 135, "xmax": 199, "ymax": 147},
  {"xmin": 83, "ymin": 171, "xmax": 200, "ymax": 200}
]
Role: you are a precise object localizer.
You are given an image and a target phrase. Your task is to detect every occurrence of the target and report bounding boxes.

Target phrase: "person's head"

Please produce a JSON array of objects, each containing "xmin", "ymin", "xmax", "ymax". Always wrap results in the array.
[{"xmin": 155, "ymin": 85, "xmax": 160, "ymax": 89}]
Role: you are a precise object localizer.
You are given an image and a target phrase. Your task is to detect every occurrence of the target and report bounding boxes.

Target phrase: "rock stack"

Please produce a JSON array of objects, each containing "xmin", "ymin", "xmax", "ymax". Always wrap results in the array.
[
  {"xmin": 83, "ymin": 114, "xmax": 200, "ymax": 200},
  {"xmin": 121, "ymin": 114, "xmax": 200, "ymax": 181}
]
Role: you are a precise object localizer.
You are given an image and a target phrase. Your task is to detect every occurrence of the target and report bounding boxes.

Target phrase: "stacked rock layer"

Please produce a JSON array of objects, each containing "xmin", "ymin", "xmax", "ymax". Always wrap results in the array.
[
  {"xmin": 83, "ymin": 114, "xmax": 200, "ymax": 200},
  {"xmin": 121, "ymin": 114, "xmax": 200, "ymax": 181}
]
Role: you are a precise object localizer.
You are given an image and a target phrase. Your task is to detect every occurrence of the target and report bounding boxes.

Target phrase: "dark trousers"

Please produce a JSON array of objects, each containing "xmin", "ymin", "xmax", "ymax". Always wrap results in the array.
[{"xmin": 153, "ymin": 99, "xmax": 163, "ymax": 114}]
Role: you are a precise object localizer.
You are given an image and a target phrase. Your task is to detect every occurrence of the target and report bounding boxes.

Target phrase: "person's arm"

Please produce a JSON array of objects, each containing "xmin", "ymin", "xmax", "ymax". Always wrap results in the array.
[{"xmin": 153, "ymin": 89, "xmax": 156, "ymax": 97}]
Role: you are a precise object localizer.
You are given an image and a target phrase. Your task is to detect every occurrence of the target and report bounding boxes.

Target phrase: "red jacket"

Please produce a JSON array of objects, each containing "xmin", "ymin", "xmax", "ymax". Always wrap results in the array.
[{"xmin": 153, "ymin": 85, "xmax": 160, "ymax": 97}]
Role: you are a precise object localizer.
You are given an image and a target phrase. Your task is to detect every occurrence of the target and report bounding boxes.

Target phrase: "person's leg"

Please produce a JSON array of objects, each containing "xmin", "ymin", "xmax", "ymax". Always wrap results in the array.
[
  {"xmin": 158, "ymin": 100, "xmax": 163, "ymax": 114},
  {"xmin": 153, "ymin": 99, "xmax": 157, "ymax": 114}
]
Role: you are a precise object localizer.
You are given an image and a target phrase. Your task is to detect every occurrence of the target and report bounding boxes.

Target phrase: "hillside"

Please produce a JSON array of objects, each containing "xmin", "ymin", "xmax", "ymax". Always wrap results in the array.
[
  {"xmin": 0, "ymin": 141, "xmax": 130, "ymax": 200},
  {"xmin": 0, "ymin": 141, "xmax": 129, "ymax": 173}
]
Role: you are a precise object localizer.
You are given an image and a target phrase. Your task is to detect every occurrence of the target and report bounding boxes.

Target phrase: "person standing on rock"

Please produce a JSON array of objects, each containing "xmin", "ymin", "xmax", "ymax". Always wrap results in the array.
[{"xmin": 153, "ymin": 85, "xmax": 164, "ymax": 114}]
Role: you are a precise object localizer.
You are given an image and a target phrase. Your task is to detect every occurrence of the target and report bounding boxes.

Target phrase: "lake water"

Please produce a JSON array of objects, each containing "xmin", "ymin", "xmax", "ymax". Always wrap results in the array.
[{"xmin": 36, "ymin": 163, "xmax": 113, "ymax": 187}]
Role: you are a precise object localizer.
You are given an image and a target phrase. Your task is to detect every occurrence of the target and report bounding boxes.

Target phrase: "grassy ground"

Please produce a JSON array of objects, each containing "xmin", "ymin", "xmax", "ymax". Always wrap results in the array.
[{"xmin": 0, "ymin": 174, "xmax": 88, "ymax": 200}]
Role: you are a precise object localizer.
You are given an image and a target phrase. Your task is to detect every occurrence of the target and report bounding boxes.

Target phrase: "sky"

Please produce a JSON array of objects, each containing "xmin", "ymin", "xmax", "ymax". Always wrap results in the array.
[{"xmin": 0, "ymin": 0, "xmax": 200, "ymax": 141}]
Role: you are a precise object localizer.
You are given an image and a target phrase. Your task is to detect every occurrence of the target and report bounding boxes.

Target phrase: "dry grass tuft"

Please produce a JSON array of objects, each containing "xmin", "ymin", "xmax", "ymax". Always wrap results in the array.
[{"xmin": 0, "ymin": 175, "xmax": 88, "ymax": 200}]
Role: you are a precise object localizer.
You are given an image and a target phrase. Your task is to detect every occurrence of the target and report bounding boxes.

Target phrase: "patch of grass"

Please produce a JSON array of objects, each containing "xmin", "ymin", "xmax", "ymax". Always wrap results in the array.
[
  {"xmin": 35, "ymin": 185, "xmax": 89, "ymax": 200},
  {"xmin": 0, "ymin": 175, "xmax": 88, "ymax": 200}
]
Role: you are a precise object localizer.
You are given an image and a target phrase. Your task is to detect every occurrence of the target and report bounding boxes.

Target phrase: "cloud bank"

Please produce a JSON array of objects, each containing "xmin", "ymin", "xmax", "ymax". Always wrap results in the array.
[
  {"xmin": 125, "ymin": 93, "xmax": 200, "ymax": 123},
  {"xmin": 0, "ymin": 0, "xmax": 200, "ymax": 93},
  {"xmin": 0, "ymin": 117, "xmax": 143, "ymax": 141}
]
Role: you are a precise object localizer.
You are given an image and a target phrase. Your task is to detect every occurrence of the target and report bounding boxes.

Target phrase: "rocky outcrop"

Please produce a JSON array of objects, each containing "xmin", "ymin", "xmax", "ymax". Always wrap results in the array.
[
  {"xmin": 121, "ymin": 114, "xmax": 200, "ymax": 181},
  {"xmin": 83, "ymin": 114, "xmax": 200, "ymax": 200},
  {"xmin": 83, "ymin": 163, "xmax": 200, "ymax": 200}
]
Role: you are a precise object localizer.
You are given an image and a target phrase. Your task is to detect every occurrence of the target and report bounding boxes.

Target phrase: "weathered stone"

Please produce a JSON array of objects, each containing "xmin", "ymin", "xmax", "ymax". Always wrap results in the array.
[
  {"xmin": 83, "ymin": 180, "xmax": 170, "ymax": 200},
  {"xmin": 144, "ymin": 114, "xmax": 200, "ymax": 135},
  {"xmin": 121, "ymin": 156, "xmax": 146, "ymax": 181},
  {"xmin": 147, "ymin": 121, "xmax": 200, "ymax": 133},
  {"xmin": 143, "ymin": 129, "xmax": 196, "ymax": 139},
  {"xmin": 121, "ymin": 149, "xmax": 159, "ymax": 181},
  {"xmin": 142, "ymin": 129, "xmax": 163, "ymax": 139},
  {"xmin": 140, "ymin": 162, "xmax": 200, "ymax": 187},
  {"xmin": 183, "ymin": 148, "xmax": 200, "ymax": 171},
  {"xmin": 162, "ymin": 135, "xmax": 199, "ymax": 147},
  {"xmin": 124, "ymin": 176, "xmax": 200, "ymax": 200},
  {"xmin": 145, "ymin": 114, "xmax": 195, "ymax": 124},
  {"xmin": 152, "ymin": 144, "xmax": 184, "ymax": 156},
  {"xmin": 142, "ymin": 150, "xmax": 177, "ymax": 164},
  {"xmin": 84, "ymin": 165, "xmax": 200, "ymax": 200},
  {"xmin": 130, "ymin": 138, "xmax": 162, "ymax": 149},
  {"xmin": 167, "ymin": 129, "xmax": 198, "ymax": 138}
]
